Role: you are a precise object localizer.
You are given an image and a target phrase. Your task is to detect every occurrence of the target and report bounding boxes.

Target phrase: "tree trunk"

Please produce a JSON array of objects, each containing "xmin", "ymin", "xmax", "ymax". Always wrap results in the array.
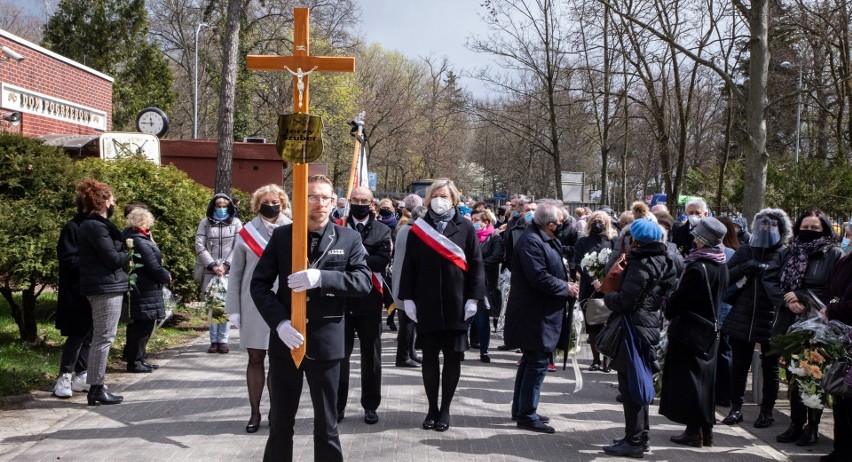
[
  {"xmin": 741, "ymin": 0, "xmax": 770, "ymax": 221},
  {"xmin": 716, "ymin": 87, "xmax": 734, "ymax": 215},
  {"xmin": 0, "ymin": 285, "xmax": 37, "ymax": 343},
  {"xmin": 214, "ymin": 0, "xmax": 245, "ymax": 196}
]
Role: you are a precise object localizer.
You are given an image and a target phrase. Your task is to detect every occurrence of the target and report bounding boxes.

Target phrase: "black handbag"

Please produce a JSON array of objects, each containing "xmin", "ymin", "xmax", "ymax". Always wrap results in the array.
[
  {"xmin": 595, "ymin": 313, "xmax": 623, "ymax": 359},
  {"xmin": 822, "ymin": 357, "xmax": 852, "ymax": 398},
  {"xmin": 667, "ymin": 264, "xmax": 719, "ymax": 359}
]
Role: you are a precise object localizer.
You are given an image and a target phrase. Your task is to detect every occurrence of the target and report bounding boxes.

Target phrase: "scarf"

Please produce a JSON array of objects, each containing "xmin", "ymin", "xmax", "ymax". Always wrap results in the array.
[
  {"xmin": 684, "ymin": 243, "xmax": 727, "ymax": 265},
  {"xmin": 476, "ymin": 224, "xmax": 495, "ymax": 243},
  {"xmin": 378, "ymin": 213, "xmax": 398, "ymax": 229},
  {"xmin": 135, "ymin": 227, "xmax": 150, "ymax": 236},
  {"xmin": 427, "ymin": 207, "xmax": 456, "ymax": 234},
  {"xmin": 781, "ymin": 235, "xmax": 836, "ymax": 292}
]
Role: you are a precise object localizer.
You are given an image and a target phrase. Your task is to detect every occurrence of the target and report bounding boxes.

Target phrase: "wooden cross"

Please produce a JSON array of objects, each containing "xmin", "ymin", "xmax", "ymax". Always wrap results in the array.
[{"xmin": 247, "ymin": 7, "xmax": 355, "ymax": 367}]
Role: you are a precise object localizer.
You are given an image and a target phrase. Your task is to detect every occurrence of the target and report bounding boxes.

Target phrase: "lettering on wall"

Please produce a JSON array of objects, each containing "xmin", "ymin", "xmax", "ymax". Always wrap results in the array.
[{"xmin": 1, "ymin": 82, "xmax": 107, "ymax": 131}]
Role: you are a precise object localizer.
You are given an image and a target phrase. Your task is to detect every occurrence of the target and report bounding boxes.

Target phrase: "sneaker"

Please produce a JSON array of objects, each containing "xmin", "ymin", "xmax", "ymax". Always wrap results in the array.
[
  {"xmin": 71, "ymin": 371, "xmax": 90, "ymax": 392},
  {"xmin": 54, "ymin": 373, "xmax": 72, "ymax": 398},
  {"xmin": 603, "ymin": 439, "xmax": 645, "ymax": 458},
  {"xmin": 547, "ymin": 363, "xmax": 556, "ymax": 372}
]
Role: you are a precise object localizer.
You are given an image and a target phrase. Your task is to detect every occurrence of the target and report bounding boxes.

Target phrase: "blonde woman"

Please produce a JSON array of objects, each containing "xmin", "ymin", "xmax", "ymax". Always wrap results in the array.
[{"xmin": 225, "ymin": 184, "xmax": 291, "ymax": 433}]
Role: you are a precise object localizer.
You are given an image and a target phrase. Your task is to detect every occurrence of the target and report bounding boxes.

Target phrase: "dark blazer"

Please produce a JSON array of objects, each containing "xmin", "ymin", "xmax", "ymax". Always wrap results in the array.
[
  {"xmin": 123, "ymin": 228, "xmax": 171, "ymax": 321},
  {"xmin": 77, "ymin": 214, "xmax": 129, "ymax": 296},
  {"xmin": 251, "ymin": 221, "xmax": 372, "ymax": 361},
  {"xmin": 342, "ymin": 215, "xmax": 392, "ymax": 315},
  {"xmin": 398, "ymin": 213, "xmax": 486, "ymax": 334},
  {"xmin": 504, "ymin": 223, "xmax": 569, "ymax": 352},
  {"xmin": 773, "ymin": 243, "xmax": 844, "ymax": 335},
  {"xmin": 721, "ymin": 245, "xmax": 784, "ymax": 343},
  {"xmin": 55, "ymin": 213, "xmax": 92, "ymax": 336},
  {"xmin": 671, "ymin": 221, "xmax": 696, "ymax": 257}
]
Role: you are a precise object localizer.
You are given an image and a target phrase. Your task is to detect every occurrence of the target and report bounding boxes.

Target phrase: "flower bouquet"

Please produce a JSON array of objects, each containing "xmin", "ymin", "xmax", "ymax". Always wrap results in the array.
[
  {"xmin": 203, "ymin": 275, "xmax": 229, "ymax": 324},
  {"xmin": 580, "ymin": 248, "xmax": 612, "ymax": 282}
]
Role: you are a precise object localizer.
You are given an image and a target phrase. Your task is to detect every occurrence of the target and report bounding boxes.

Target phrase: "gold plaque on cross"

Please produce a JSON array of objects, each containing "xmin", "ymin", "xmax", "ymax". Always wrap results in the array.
[{"xmin": 276, "ymin": 113, "xmax": 324, "ymax": 163}]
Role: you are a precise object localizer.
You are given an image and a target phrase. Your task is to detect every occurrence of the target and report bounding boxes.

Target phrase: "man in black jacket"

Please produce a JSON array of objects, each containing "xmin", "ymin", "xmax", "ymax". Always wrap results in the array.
[
  {"xmin": 251, "ymin": 175, "xmax": 372, "ymax": 462},
  {"xmin": 671, "ymin": 198, "xmax": 709, "ymax": 256},
  {"xmin": 336, "ymin": 186, "xmax": 392, "ymax": 425}
]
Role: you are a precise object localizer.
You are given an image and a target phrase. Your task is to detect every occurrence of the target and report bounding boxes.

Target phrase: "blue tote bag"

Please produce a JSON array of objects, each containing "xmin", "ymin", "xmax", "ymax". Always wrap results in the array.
[{"xmin": 622, "ymin": 315, "xmax": 655, "ymax": 405}]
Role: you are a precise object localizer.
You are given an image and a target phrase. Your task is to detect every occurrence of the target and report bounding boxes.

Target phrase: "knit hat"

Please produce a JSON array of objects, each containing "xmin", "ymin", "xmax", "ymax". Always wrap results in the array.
[
  {"xmin": 691, "ymin": 216, "xmax": 727, "ymax": 246},
  {"xmin": 403, "ymin": 194, "xmax": 423, "ymax": 212},
  {"xmin": 630, "ymin": 219, "xmax": 662, "ymax": 243}
]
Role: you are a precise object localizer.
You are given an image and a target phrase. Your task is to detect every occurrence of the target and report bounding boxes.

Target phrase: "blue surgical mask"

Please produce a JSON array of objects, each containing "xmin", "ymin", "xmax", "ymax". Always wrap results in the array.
[
  {"xmin": 511, "ymin": 210, "xmax": 520, "ymax": 219},
  {"xmin": 472, "ymin": 222, "xmax": 483, "ymax": 231},
  {"xmin": 214, "ymin": 207, "xmax": 228, "ymax": 220},
  {"xmin": 524, "ymin": 211, "xmax": 534, "ymax": 223},
  {"xmin": 843, "ymin": 237, "xmax": 851, "ymax": 253}
]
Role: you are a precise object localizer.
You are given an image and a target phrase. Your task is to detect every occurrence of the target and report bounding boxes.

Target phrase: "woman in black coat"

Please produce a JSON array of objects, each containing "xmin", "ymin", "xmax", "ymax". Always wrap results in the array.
[
  {"xmin": 720, "ymin": 208, "xmax": 791, "ymax": 429},
  {"xmin": 76, "ymin": 179, "xmax": 128, "ymax": 405},
  {"xmin": 820, "ymin": 253, "xmax": 852, "ymax": 462},
  {"xmin": 601, "ymin": 219, "xmax": 677, "ymax": 458},
  {"xmin": 470, "ymin": 209, "xmax": 504, "ymax": 363},
  {"xmin": 398, "ymin": 178, "xmax": 485, "ymax": 432},
  {"xmin": 122, "ymin": 207, "xmax": 171, "ymax": 373},
  {"xmin": 660, "ymin": 217, "xmax": 730, "ymax": 448},
  {"xmin": 774, "ymin": 209, "xmax": 844, "ymax": 446}
]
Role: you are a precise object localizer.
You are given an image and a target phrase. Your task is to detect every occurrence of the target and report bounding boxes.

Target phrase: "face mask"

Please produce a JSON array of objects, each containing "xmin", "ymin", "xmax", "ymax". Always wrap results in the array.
[
  {"xmin": 472, "ymin": 222, "xmax": 483, "ymax": 231},
  {"xmin": 259, "ymin": 203, "xmax": 280, "ymax": 219},
  {"xmin": 214, "ymin": 207, "xmax": 228, "ymax": 220},
  {"xmin": 379, "ymin": 208, "xmax": 393, "ymax": 217},
  {"xmin": 350, "ymin": 204, "xmax": 371, "ymax": 220},
  {"xmin": 842, "ymin": 237, "xmax": 851, "ymax": 252},
  {"xmin": 798, "ymin": 230, "xmax": 823, "ymax": 243},
  {"xmin": 511, "ymin": 210, "xmax": 520, "ymax": 219},
  {"xmin": 430, "ymin": 197, "xmax": 452, "ymax": 215},
  {"xmin": 688, "ymin": 214, "xmax": 702, "ymax": 227},
  {"xmin": 524, "ymin": 211, "xmax": 534, "ymax": 223},
  {"xmin": 106, "ymin": 204, "xmax": 115, "ymax": 219},
  {"xmin": 591, "ymin": 222, "xmax": 605, "ymax": 234}
]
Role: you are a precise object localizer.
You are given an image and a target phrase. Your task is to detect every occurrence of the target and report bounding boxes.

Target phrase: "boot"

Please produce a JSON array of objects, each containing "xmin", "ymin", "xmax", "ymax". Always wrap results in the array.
[
  {"xmin": 754, "ymin": 406, "xmax": 775, "ymax": 428},
  {"xmin": 87, "ymin": 384, "xmax": 123, "ymax": 406},
  {"xmin": 670, "ymin": 430, "xmax": 703, "ymax": 448},
  {"xmin": 722, "ymin": 403, "xmax": 744, "ymax": 425},
  {"xmin": 776, "ymin": 421, "xmax": 805, "ymax": 443},
  {"xmin": 702, "ymin": 428, "xmax": 713, "ymax": 447},
  {"xmin": 796, "ymin": 409, "xmax": 822, "ymax": 446}
]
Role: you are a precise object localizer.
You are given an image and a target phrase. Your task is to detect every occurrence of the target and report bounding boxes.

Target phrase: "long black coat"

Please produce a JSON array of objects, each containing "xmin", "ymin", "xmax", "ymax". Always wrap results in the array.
[
  {"xmin": 251, "ymin": 221, "xmax": 372, "ymax": 361},
  {"xmin": 660, "ymin": 257, "xmax": 729, "ymax": 426},
  {"xmin": 572, "ymin": 234, "xmax": 614, "ymax": 302},
  {"xmin": 504, "ymin": 223, "xmax": 569, "ymax": 352},
  {"xmin": 398, "ymin": 213, "xmax": 485, "ymax": 335},
  {"xmin": 123, "ymin": 229, "xmax": 171, "ymax": 321},
  {"xmin": 55, "ymin": 213, "xmax": 92, "ymax": 336},
  {"xmin": 77, "ymin": 214, "xmax": 129, "ymax": 296},
  {"xmin": 721, "ymin": 245, "xmax": 785, "ymax": 343},
  {"xmin": 340, "ymin": 215, "xmax": 392, "ymax": 316},
  {"xmin": 480, "ymin": 232, "xmax": 504, "ymax": 313}
]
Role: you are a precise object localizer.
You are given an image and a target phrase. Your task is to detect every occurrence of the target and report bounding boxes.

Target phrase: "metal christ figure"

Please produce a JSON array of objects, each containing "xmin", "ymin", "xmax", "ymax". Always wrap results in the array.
[{"xmin": 283, "ymin": 65, "xmax": 318, "ymax": 109}]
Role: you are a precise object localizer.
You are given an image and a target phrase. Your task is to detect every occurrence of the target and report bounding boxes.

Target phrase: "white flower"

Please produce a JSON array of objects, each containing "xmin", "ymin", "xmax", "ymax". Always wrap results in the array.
[
  {"xmin": 789, "ymin": 360, "xmax": 806, "ymax": 377},
  {"xmin": 125, "ymin": 238, "xmax": 134, "ymax": 249},
  {"xmin": 801, "ymin": 392, "xmax": 825, "ymax": 409}
]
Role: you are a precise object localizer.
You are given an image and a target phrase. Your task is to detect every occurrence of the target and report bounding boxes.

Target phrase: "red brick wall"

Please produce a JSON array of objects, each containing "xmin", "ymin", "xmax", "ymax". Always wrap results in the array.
[{"xmin": 0, "ymin": 31, "xmax": 112, "ymax": 136}]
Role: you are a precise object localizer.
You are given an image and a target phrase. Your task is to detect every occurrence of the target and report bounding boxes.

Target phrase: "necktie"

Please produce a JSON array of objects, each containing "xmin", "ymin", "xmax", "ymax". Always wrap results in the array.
[{"xmin": 356, "ymin": 223, "xmax": 364, "ymax": 233}]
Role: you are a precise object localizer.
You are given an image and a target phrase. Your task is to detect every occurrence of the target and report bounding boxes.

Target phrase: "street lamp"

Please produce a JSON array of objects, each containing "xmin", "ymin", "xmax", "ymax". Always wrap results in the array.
[
  {"xmin": 193, "ymin": 22, "xmax": 209, "ymax": 139},
  {"xmin": 780, "ymin": 61, "xmax": 803, "ymax": 163}
]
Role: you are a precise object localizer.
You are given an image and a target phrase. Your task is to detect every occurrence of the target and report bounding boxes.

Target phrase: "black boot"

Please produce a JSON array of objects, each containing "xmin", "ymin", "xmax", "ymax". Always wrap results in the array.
[
  {"xmin": 777, "ymin": 421, "xmax": 805, "ymax": 443},
  {"xmin": 670, "ymin": 429, "xmax": 703, "ymax": 448},
  {"xmin": 87, "ymin": 384, "xmax": 123, "ymax": 406},
  {"xmin": 754, "ymin": 406, "xmax": 775, "ymax": 428},
  {"xmin": 722, "ymin": 403, "xmax": 744, "ymax": 425},
  {"xmin": 796, "ymin": 409, "xmax": 822, "ymax": 446}
]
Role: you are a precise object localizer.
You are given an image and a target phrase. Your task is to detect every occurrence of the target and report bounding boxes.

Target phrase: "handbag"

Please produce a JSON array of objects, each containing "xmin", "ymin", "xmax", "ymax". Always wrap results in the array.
[
  {"xmin": 822, "ymin": 357, "xmax": 852, "ymax": 397},
  {"xmin": 584, "ymin": 297, "xmax": 611, "ymax": 326},
  {"xmin": 623, "ymin": 314, "xmax": 655, "ymax": 405},
  {"xmin": 595, "ymin": 313, "xmax": 623, "ymax": 359},
  {"xmin": 667, "ymin": 264, "xmax": 719, "ymax": 359},
  {"xmin": 599, "ymin": 239, "xmax": 627, "ymax": 294}
]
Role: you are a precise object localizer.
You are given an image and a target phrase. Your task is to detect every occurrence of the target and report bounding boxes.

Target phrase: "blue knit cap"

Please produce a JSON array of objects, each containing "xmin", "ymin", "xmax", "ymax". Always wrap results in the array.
[{"xmin": 630, "ymin": 219, "xmax": 662, "ymax": 243}]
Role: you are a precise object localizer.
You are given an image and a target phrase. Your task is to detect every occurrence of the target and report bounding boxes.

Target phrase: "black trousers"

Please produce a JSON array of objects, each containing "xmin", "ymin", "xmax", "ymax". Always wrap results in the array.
[
  {"xmin": 59, "ymin": 328, "xmax": 93, "ymax": 374},
  {"xmin": 617, "ymin": 367, "xmax": 649, "ymax": 444},
  {"xmin": 338, "ymin": 311, "xmax": 382, "ymax": 415},
  {"xmin": 729, "ymin": 338, "xmax": 779, "ymax": 410},
  {"xmin": 715, "ymin": 334, "xmax": 732, "ymax": 404},
  {"xmin": 265, "ymin": 340, "xmax": 342, "ymax": 462},
  {"xmin": 396, "ymin": 310, "xmax": 417, "ymax": 362},
  {"xmin": 832, "ymin": 396, "xmax": 852, "ymax": 456},
  {"xmin": 124, "ymin": 318, "xmax": 155, "ymax": 367}
]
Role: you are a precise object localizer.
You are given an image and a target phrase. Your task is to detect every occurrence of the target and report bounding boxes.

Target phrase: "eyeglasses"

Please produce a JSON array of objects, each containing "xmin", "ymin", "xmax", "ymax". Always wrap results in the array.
[{"xmin": 308, "ymin": 195, "xmax": 334, "ymax": 205}]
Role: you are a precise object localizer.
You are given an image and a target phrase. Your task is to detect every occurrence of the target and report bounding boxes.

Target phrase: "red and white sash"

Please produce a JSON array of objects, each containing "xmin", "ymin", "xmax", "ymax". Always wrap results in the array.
[
  {"xmin": 411, "ymin": 218, "xmax": 468, "ymax": 272},
  {"xmin": 238, "ymin": 222, "xmax": 269, "ymax": 258}
]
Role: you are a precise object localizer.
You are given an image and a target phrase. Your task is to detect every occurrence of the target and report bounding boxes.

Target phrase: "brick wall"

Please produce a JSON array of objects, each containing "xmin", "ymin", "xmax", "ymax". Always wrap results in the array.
[{"xmin": 0, "ymin": 30, "xmax": 112, "ymax": 137}]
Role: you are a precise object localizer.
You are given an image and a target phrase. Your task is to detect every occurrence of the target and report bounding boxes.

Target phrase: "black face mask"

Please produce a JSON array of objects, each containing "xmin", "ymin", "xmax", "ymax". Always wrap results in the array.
[
  {"xmin": 350, "ymin": 204, "xmax": 371, "ymax": 220},
  {"xmin": 379, "ymin": 208, "xmax": 393, "ymax": 217},
  {"xmin": 259, "ymin": 203, "xmax": 280, "ymax": 219},
  {"xmin": 590, "ymin": 222, "xmax": 605, "ymax": 234},
  {"xmin": 798, "ymin": 230, "xmax": 823, "ymax": 243},
  {"xmin": 106, "ymin": 204, "xmax": 115, "ymax": 219}
]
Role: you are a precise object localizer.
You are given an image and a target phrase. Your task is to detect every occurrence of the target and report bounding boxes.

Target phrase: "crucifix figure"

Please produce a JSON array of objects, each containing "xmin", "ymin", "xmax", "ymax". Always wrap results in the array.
[{"xmin": 247, "ymin": 8, "xmax": 355, "ymax": 367}]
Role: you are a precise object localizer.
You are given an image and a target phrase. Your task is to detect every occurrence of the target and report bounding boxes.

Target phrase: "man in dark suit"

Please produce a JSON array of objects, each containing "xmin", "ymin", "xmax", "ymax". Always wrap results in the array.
[
  {"xmin": 671, "ymin": 198, "xmax": 709, "ymax": 256},
  {"xmin": 336, "ymin": 186, "xmax": 392, "ymax": 425},
  {"xmin": 505, "ymin": 201, "xmax": 579, "ymax": 434},
  {"xmin": 251, "ymin": 175, "xmax": 372, "ymax": 462}
]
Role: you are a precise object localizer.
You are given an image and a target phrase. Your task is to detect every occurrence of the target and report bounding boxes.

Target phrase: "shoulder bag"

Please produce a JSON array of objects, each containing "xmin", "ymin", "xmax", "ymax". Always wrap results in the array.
[
  {"xmin": 599, "ymin": 238, "xmax": 627, "ymax": 294},
  {"xmin": 595, "ymin": 312, "xmax": 623, "ymax": 359},
  {"xmin": 584, "ymin": 297, "xmax": 611, "ymax": 326},
  {"xmin": 667, "ymin": 264, "xmax": 719, "ymax": 359},
  {"xmin": 822, "ymin": 357, "xmax": 852, "ymax": 398}
]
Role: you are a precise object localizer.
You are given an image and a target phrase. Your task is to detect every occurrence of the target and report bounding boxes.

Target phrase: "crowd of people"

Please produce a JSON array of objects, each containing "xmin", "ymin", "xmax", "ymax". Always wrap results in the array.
[{"xmin": 51, "ymin": 176, "xmax": 852, "ymax": 461}]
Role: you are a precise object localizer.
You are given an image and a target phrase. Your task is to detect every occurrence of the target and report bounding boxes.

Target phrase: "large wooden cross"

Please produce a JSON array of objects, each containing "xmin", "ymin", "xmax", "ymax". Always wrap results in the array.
[{"xmin": 247, "ymin": 7, "xmax": 355, "ymax": 367}]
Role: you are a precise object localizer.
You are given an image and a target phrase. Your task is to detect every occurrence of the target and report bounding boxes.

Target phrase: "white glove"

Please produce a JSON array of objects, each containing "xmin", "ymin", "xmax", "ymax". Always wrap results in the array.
[
  {"xmin": 464, "ymin": 299, "xmax": 478, "ymax": 320},
  {"xmin": 288, "ymin": 269, "xmax": 322, "ymax": 292},
  {"xmin": 404, "ymin": 300, "xmax": 417, "ymax": 323},
  {"xmin": 228, "ymin": 313, "xmax": 240, "ymax": 328},
  {"xmin": 276, "ymin": 320, "xmax": 305, "ymax": 350}
]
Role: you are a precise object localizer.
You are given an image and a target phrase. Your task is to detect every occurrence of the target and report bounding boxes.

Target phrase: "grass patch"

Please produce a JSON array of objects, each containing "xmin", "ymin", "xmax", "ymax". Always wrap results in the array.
[{"xmin": 0, "ymin": 292, "xmax": 208, "ymax": 397}]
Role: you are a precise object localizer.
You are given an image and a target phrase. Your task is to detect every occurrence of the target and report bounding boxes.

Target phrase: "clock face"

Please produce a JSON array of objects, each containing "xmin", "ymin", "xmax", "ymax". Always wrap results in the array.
[{"xmin": 136, "ymin": 108, "xmax": 169, "ymax": 137}]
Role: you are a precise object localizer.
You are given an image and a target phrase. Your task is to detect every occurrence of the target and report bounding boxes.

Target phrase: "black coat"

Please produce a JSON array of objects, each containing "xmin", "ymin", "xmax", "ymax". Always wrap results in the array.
[
  {"xmin": 721, "ymin": 245, "xmax": 785, "ymax": 343},
  {"xmin": 671, "ymin": 222, "xmax": 696, "ymax": 257},
  {"xmin": 572, "ymin": 234, "xmax": 614, "ymax": 302},
  {"xmin": 502, "ymin": 219, "xmax": 528, "ymax": 271},
  {"xmin": 55, "ymin": 213, "xmax": 92, "ymax": 336},
  {"xmin": 480, "ymin": 232, "xmax": 504, "ymax": 291},
  {"xmin": 398, "ymin": 213, "xmax": 486, "ymax": 335},
  {"xmin": 251, "ymin": 221, "xmax": 372, "ymax": 361},
  {"xmin": 123, "ymin": 229, "xmax": 171, "ymax": 321},
  {"xmin": 341, "ymin": 215, "xmax": 392, "ymax": 316},
  {"xmin": 659, "ymin": 258, "xmax": 729, "ymax": 426},
  {"xmin": 504, "ymin": 223, "xmax": 569, "ymax": 352},
  {"xmin": 772, "ymin": 243, "xmax": 844, "ymax": 335},
  {"xmin": 556, "ymin": 223, "xmax": 578, "ymax": 262},
  {"xmin": 77, "ymin": 214, "xmax": 129, "ymax": 296}
]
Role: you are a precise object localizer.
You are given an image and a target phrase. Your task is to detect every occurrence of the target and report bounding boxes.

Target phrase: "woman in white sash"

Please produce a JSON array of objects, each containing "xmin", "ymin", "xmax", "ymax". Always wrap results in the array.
[{"xmin": 225, "ymin": 184, "xmax": 291, "ymax": 433}]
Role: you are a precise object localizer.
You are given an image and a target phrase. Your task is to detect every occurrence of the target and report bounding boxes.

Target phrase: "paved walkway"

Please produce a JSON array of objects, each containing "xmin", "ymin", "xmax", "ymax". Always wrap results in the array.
[{"xmin": 0, "ymin": 327, "xmax": 836, "ymax": 461}]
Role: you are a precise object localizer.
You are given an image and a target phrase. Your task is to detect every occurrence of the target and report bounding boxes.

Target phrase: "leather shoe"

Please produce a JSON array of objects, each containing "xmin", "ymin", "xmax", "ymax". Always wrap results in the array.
[
  {"xmin": 670, "ymin": 431, "xmax": 702, "ymax": 447},
  {"xmin": 480, "ymin": 354, "xmax": 491, "ymax": 363},
  {"xmin": 207, "ymin": 343, "xmax": 219, "ymax": 353},
  {"xmin": 497, "ymin": 344, "xmax": 514, "ymax": 351},
  {"xmin": 602, "ymin": 440, "xmax": 644, "ymax": 458},
  {"xmin": 795, "ymin": 424, "xmax": 820, "ymax": 446},
  {"xmin": 218, "ymin": 343, "xmax": 230, "ymax": 354},
  {"xmin": 422, "ymin": 418, "xmax": 435, "ymax": 430},
  {"xmin": 364, "ymin": 410, "xmax": 379, "ymax": 425},
  {"xmin": 517, "ymin": 419, "xmax": 554, "ymax": 433},
  {"xmin": 395, "ymin": 359, "xmax": 420, "ymax": 368},
  {"xmin": 87, "ymin": 384, "xmax": 123, "ymax": 405},
  {"xmin": 141, "ymin": 362, "xmax": 159, "ymax": 370},
  {"xmin": 126, "ymin": 364, "xmax": 153, "ymax": 373},
  {"xmin": 411, "ymin": 355, "xmax": 422, "ymax": 364},
  {"xmin": 612, "ymin": 437, "xmax": 650, "ymax": 453},
  {"xmin": 722, "ymin": 410, "xmax": 744, "ymax": 425},
  {"xmin": 246, "ymin": 415, "xmax": 261, "ymax": 434},
  {"xmin": 776, "ymin": 422, "xmax": 805, "ymax": 443},
  {"xmin": 512, "ymin": 414, "xmax": 550, "ymax": 423},
  {"xmin": 702, "ymin": 429, "xmax": 713, "ymax": 447},
  {"xmin": 754, "ymin": 411, "xmax": 774, "ymax": 428}
]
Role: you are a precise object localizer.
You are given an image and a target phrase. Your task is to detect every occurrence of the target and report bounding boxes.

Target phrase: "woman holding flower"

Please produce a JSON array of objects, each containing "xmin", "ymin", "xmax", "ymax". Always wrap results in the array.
[{"xmin": 572, "ymin": 210, "xmax": 615, "ymax": 371}]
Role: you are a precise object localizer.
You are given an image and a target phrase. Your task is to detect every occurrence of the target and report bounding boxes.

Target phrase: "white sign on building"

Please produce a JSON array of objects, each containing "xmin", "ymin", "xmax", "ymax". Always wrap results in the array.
[
  {"xmin": 1, "ymin": 82, "xmax": 108, "ymax": 131},
  {"xmin": 100, "ymin": 132, "xmax": 160, "ymax": 165}
]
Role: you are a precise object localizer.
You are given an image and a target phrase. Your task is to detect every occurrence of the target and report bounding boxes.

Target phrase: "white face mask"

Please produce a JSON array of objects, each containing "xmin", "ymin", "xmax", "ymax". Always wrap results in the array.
[
  {"xmin": 688, "ymin": 214, "xmax": 702, "ymax": 227},
  {"xmin": 430, "ymin": 197, "xmax": 452, "ymax": 215}
]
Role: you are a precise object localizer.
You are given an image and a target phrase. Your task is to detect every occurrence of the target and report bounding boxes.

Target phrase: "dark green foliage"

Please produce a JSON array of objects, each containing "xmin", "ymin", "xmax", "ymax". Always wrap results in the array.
[{"xmin": 112, "ymin": 41, "xmax": 176, "ymax": 131}]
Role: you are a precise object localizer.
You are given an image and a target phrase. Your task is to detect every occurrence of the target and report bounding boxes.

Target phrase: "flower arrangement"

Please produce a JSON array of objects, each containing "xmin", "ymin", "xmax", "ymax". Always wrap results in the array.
[
  {"xmin": 203, "ymin": 275, "xmax": 229, "ymax": 323},
  {"xmin": 580, "ymin": 248, "xmax": 612, "ymax": 282}
]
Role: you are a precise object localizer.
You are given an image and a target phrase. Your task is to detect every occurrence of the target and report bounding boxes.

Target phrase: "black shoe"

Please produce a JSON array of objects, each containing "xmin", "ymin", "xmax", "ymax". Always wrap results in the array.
[
  {"xmin": 364, "ymin": 410, "xmax": 379, "ymax": 425},
  {"xmin": 435, "ymin": 414, "xmax": 450, "ymax": 432},
  {"xmin": 497, "ymin": 344, "xmax": 514, "ymax": 351},
  {"xmin": 795, "ymin": 424, "xmax": 820, "ymax": 446},
  {"xmin": 411, "ymin": 355, "xmax": 422, "ymax": 364},
  {"xmin": 722, "ymin": 410, "xmax": 744, "ymax": 425},
  {"xmin": 754, "ymin": 411, "xmax": 774, "ymax": 428},
  {"xmin": 616, "ymin": 394, "xmax": 623, "ymax": 403},
  {"xmin": 126, "ymin": 363, "xmax": 154, "ymax": 373},
  {"xmin": 396, "ymin": 359, "xmax": 420, "ymax": 367},
  {"xmin": 670, "ymin": 431, "xmax": 702, "ymax": 448},
  {"xmin": 512, "ymin": 414, "xmax": 550, "ymax": 423},
  {"xmin": 87, "ymin": 384, "xmax": 123, "ymax": 405},
  {"xmin": 777, "ymin": 422, "xmax": 805, "ymax": 443},
  {"xmin": 588, "ymin": 362, "xmax": 601, "ymax": 372},
  {"xmin": 601, "ymin": 364, "xmax": 612, "ymax": 373},
  {"xmin": 612, "ymin": 437, "xmax": 650, "ymax": 453},
  {"xmin": 517, "ymin": 419, "xmax": 554, "ymax": 433},
  {"xmin": 246, "ymin": 415, "xmax": 261, "ymax": 434},
  {"xmin": 422, "ymin": 418, "xmax": 436, "ymax": 430},
  {"xmin": 480, "ymin": 354, "xmax": 491, "ymax": 363},
  {"xmin": 141, "ymin": 362, "xmax": 159, "ymax": 370},
  {"xmin": 703, "ymin": 429, "xmax": 713, "ymax": 447},
  {"xmin": 602, "ymin": 440, "xmax": 644, "ymax": 458}
]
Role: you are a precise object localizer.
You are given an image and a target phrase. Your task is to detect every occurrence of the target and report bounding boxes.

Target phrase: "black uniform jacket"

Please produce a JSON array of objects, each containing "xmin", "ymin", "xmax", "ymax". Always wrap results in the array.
[{"xmin": 341, "ymin": 214, "xmax": 392, "ymax": 315}]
